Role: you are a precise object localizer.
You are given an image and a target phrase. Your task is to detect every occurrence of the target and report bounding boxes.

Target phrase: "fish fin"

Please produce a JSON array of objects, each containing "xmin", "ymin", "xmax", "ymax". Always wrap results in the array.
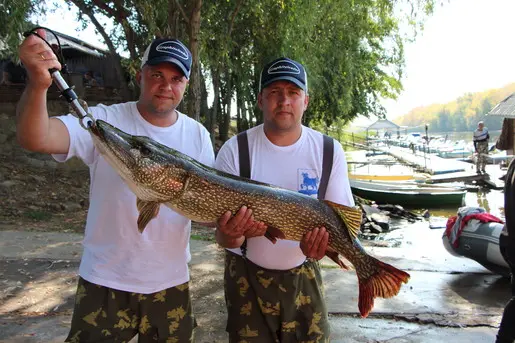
[
  {"xmin": 136, "ymin": 199, "xmax": 160, "ymax": 233},
  {"xmin": 357, "ymin": 257, "xmax": 410, "ymax": 318},
  {"xmin": 265, "ymin": 226, "xmax": 286, "ymax": 242},
  {"xmin": 264, "ymin": 230, "xmax": 278, "ymax": 244},
  {"xmin": 324, "ymin": 201, "xmax": 362, "ymax": 240},
  {"xmin": 325, "ymin": 248, "xmax": 351, "ymax": 270}
]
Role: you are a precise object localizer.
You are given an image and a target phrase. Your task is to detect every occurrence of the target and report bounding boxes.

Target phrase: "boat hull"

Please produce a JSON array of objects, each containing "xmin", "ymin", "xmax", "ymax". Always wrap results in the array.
[
  {"xmin": 349, "ymin": 174, "xmax": 415, "ymax": 181},
  {"xmin": 442, "ymin": 222, "xmax": 510, "ymax": 277},
  {"xmin": 350, "ymin": 180, "xmax": 466, "ymax": 207}
]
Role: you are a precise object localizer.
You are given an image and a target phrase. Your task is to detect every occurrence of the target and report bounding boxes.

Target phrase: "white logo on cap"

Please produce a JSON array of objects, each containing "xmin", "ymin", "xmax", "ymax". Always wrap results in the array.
[
  {"xmin": 156, "ymin": 41, "xmax": 189, "ymax": 60},
  {"xmin": 268, "ymin": 60, "xmax": 300, "ymax": 75}
]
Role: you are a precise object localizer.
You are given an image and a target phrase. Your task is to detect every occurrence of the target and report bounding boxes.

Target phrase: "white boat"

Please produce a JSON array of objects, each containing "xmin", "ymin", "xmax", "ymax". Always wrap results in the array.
[
  {"xmin": 349, "ymin": 179, "xmax": 466, "ymax": 207},
  {"xmin": 437, "ymin": 140, "xmax": 474, "ymax": 159}
]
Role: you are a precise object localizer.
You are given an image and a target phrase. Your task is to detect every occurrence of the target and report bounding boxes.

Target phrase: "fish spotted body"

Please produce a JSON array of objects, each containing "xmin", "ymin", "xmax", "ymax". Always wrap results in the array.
[{"xmin": 88, "ymin": 119, "xmax": 410, "ymax": 317}]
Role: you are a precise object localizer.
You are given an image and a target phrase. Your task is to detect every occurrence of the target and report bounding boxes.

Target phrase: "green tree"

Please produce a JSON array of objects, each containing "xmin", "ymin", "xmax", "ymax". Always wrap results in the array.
[
  {"xmin": 4, "ymin": 0, "xmax": 436, "ymax": 142},
  {"xmin": 0, "ymin": 0, "xmax": 44, "ymax": 59}
]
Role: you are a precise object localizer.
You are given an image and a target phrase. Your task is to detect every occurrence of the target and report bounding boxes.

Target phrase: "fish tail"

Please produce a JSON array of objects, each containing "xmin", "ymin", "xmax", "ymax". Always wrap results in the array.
[{"xmin": 357, "ymin": 257, "xmax": 410, "ymax": 318}]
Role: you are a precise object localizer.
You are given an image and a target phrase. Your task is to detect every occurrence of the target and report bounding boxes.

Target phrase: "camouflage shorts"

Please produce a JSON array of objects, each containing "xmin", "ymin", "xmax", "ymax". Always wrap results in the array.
[
  {"xmin": 224, "ymin": 250, "xmax": 330, "ymax": 343},
  {"xmin": 65, "ymin": 277, "xmax": 195, "ymax": 343}
]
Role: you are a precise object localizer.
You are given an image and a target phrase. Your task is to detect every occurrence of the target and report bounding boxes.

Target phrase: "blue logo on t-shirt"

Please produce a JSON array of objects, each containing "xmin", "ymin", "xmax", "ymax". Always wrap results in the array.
[{"xmin": 298, "ymin": 169, "xmax": 319, "ymax": 196}]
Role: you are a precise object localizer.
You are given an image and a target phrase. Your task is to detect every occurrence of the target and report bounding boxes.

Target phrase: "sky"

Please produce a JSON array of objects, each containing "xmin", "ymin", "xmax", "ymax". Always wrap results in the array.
[
  {"xmin": 35, "ymin": 5, "xmax": 109, "ymax": 51},
  {"xmin": 36, "ymin": 0, "xmax": 515, "ymax": 127},
  {"xmin": 366, "ymin": 0, "xmax": 515, "ymax": 126}
]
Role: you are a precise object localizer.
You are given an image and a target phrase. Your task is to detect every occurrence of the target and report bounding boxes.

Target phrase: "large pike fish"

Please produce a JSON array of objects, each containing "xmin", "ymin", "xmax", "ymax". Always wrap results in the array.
[{"xmin": 88, "ymin": 119, "xmax": 410, "ymax": 317}]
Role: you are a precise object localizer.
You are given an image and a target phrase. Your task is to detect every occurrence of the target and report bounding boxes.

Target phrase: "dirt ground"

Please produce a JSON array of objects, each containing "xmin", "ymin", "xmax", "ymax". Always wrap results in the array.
[
  {"xmin": 0, "ymin": 137, "xmax": 229, "ymax": 342},
  {"xmin": 0, "ymin": 245, "xmax": 230, "ymax": 342}
]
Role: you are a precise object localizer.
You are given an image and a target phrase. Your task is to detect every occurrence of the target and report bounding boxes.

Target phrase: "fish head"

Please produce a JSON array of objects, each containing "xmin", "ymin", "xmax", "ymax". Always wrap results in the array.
[{"xmin": 88, "ymin": 119, "xmax": 188, "ymax": 201}]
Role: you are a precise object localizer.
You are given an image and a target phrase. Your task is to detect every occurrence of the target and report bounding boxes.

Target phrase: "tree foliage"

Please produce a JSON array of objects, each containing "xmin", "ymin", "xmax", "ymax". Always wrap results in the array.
[
  {"xmin": 396, "ymin": 82, "xmax": 515, "ymax": 132},
  {"xmin": 0, "ymin": 0, "xmax": 45, "ymax": 59},
  {"xmin": 2, "ymin": 0, "xmax": 435, "ymax": 141}
]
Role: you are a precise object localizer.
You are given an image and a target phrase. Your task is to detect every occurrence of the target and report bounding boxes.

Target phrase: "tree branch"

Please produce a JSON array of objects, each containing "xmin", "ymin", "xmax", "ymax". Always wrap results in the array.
[
  {"xmin": 90, "ymin": 0, "xmax": 127, "ymax": 21},
  {"xmin": 173, "ymin": 0, "xmax": 190, "ymax": 25},
  {"xmin": 68, "ymin": 0, "xmax": 132, "ymax": 100},
  {"xmin": 228, "ymin": 0, "xmax": 244, "ymax": 36}
]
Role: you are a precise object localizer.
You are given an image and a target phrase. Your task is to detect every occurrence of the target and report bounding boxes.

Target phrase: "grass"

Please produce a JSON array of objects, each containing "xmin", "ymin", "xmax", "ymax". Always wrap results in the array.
[{"xmin": 23, "ymin": 210, "xmax": 52, "ymax": 221}]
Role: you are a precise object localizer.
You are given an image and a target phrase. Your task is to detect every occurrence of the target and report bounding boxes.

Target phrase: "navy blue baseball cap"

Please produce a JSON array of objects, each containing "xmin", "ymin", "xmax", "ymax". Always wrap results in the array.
[
  {"xmin": 140, "ymin": 38, "xmax": 192, "ymax": 79},
  {"xmin": 259, "ymin": 57, "xmax": 308, "ymax": 93}
]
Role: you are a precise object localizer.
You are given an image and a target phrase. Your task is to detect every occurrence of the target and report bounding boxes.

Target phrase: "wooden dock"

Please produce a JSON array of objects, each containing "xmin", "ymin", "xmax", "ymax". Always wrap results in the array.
[
  {"xmin": 368, "ymin": 146, "xmax": 470, "ymax": 175},
  {"xmin": 428, "ymin": 171, "xmax": 486, "ymax": 184},
  {"xmin": 365, "ymin": 145, "xmax": 506, "ymax": 187}
]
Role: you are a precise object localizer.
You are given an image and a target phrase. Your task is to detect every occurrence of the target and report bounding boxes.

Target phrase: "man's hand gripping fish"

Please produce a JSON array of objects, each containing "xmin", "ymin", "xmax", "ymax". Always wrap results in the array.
[{"xmin": 88, "ymin": 119, "xmax": 410, "ymax": 318}]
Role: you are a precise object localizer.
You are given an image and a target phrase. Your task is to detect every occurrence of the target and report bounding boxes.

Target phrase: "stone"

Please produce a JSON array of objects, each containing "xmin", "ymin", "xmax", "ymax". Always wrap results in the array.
[
  {"xmin": 24, "ymin": 192, "xmax": 40, "ymax": 201},
  {"xmin": 49, "ymin": 203, "xmax": 62, "ymax": 212},
  {"xmin": 29, "ymin": 175, "xmax": 47, "ymax": 183},
  {"xmin": 27, "ymin": 205, "xmax": 40, "ymax": 211},
  {"xmin": 361, "ymin": 204, "xmax": 381, "ymax": 216},
  {"xmin": 0, "ymin": 180, "xmax": 17, "ymax": 189},
  {"xmin": 369, "ymin": 223, "xmax": 383, "ymax": 234},
  {"xmin": 44, "ymin": 160, "xmax": 58, "ymax": 169},
  {"xmin": 370, "ymin": 213, "xmax": 390, "ymax": 231},
  {"xmin": 61, "ymin": 202, "xmax": 83, "ymax": 212},
  {"xmin": 24, "ymin": 157, "xmax": 46, "ymax": 169}
]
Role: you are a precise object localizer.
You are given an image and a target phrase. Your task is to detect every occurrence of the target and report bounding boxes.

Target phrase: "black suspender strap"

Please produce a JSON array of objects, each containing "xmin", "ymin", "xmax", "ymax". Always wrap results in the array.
[
  {"xmin": 318, "ymin": 134, "xmax": 334, "ymax": 200},
  {"xmin": 237, "ymin": 132, "xmax": 251, "ymax": 179},
  {"xmin": 237, "ymin": 131, "xmax": 250, "ymax": 257},
  {"xmin": 236, "ymin": 131, "xmax": 334, "ymax": 256}
]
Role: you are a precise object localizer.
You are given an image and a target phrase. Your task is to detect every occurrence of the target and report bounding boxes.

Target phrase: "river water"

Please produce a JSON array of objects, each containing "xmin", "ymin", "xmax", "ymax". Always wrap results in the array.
[{"xmin": 345, "ymin": 149, "xmax": 506, "ymax": 229}]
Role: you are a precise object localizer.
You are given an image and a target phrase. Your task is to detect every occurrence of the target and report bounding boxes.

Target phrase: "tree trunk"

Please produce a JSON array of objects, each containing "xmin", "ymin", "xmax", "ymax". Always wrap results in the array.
[
  {"xmin": 220, "ymin": 76, "xmax": 232, "ymax": 142},
  {"xmin": 209, "ymin": 66, "xmax": 220, "ymax": 146},
  {"xmin": 241, "ymin": 100, "xmax": 249, "ymax": 131},
  {"xmin": 236, "ymin": 87, "xmax": 242, "ymax": 132},
  {"xmin": 236, "ymin": 104, "xmax": 242, "ymax": 133},
  {"xmin": 187, "ymin": 0, "xmax": 202, "ymax": 121},
  {"xmin": 70, "ymin": 0, "xmax": 132, "ymax": 101}
]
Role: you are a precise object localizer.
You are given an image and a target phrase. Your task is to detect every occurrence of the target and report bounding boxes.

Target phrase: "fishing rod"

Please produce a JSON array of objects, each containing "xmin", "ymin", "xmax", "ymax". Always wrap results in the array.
[{"xmin": 23, "ymin": 27, "xmax": 94, "ymax": 129}]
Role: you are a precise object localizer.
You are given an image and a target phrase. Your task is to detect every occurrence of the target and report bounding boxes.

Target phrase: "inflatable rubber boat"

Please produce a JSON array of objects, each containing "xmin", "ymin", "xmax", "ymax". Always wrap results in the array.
[{"xmin": 443, "ymin": 207, "xmax": 509, "ymax": 277}]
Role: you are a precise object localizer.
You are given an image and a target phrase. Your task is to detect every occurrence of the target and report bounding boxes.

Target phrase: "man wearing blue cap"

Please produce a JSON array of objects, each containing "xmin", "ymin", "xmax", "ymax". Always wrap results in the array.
[
  {"xmin": 215, "ymin": 57, "xmax": 355, "ymax": 342},
  {"xmin": 16, "ymin": 31, "xmax": 214, "ymax": 342}
]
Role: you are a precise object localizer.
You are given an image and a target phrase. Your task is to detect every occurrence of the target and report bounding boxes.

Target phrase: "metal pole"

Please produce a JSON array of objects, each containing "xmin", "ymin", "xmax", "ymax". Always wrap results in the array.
[{"xmin": 424, "ymin": 124, "xmax": 429, "ymax": 170}]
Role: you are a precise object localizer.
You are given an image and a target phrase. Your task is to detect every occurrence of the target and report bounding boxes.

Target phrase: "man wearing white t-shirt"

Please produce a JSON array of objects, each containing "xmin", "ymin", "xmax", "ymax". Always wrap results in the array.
[
  {"xmin": 16, "ymin": 29, "xmax": 214, "ymax": 342},
  {"xmin": 215, "ymin": 57, "xmax": 354, "ymax": 342}
]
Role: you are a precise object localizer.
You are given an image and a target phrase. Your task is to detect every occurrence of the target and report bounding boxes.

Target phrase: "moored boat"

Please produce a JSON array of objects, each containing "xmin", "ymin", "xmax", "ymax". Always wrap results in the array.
[
  {"xmin": 349, "ymin": 173, "xmax": 415, "ymax": 181},
  {"xmin": 349, "ymin": 179, "xmax": 466, "ymax": 207}
]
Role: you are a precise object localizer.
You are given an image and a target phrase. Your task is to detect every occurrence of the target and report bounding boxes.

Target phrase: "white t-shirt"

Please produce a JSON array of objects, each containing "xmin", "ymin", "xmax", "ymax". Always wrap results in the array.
[
  {"xmin": 215, "ymin": 124, "xmax": 354, "ymax": 270},
  {"xmin": 53, "ymin": 101, "xmax": 215, "ymax": 293}
]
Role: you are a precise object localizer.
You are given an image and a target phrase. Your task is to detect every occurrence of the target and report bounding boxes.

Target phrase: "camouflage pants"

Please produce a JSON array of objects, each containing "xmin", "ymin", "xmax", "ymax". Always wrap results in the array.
[
  {"xmin": 65, "ymin": 277, "xmax": 195, "ymax": 343},
  {"xmin": 476, "ymin": 141, "xmax": 488, "ymax": 172},
  {"xmin": 224, "ymin": 251, "xmax": 330, "ymax": 343}
]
